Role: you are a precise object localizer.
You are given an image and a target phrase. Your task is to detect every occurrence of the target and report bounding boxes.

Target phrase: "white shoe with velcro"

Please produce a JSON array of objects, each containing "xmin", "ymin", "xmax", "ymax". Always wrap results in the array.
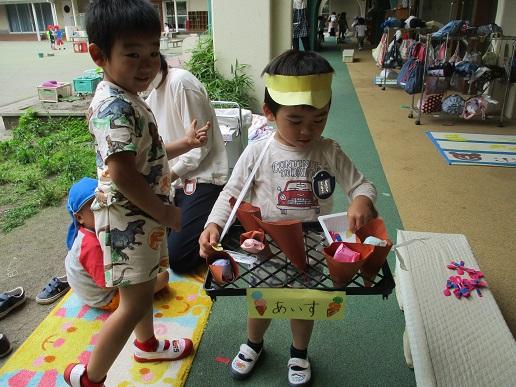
[
  {"xmin": 288, "ymin": 357, "xmax": 311, "ymax": 387},
  {"xmin": 230, "ymin": 343, "xmax": 262, "ymax": 379}
]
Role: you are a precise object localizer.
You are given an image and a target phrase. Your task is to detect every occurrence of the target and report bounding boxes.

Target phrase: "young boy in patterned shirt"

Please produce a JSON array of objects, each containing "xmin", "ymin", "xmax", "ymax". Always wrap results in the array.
[{"xmin": 64, "ymin": 1, "xmax": 208, "ymax": 385}]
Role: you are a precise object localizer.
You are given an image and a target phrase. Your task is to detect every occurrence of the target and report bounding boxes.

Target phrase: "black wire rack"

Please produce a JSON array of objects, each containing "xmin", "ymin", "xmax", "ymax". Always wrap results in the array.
[{"xmin": 204, "ymin": 222, "xmax": 395, "ymax": 301}]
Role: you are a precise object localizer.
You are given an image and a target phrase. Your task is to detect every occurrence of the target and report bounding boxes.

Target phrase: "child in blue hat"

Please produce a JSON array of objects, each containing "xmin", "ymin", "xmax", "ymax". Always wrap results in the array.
[{"xmin": 37, "ymin": 177, "xmax": 169, "ymax": 309}]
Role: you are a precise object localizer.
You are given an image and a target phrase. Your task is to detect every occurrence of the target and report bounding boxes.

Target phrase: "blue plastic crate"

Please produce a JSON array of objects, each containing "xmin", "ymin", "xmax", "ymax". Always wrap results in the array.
[{"xmin": 73, "ymin": 76, "xmax": 101, "ymax": 94}]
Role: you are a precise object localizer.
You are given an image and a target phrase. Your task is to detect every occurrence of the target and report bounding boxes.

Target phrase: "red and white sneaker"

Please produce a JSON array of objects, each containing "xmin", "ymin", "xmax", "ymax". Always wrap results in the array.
[
  {"xmin": 133, "ymin": 338, "xmax": 193, "ymax": 362},
  {"xmin": 64, "ymin": 363, "xmax": 85, "ymax": 387},
  {"xmin": 63, "ymin": 363, "xmax": 105, "ymax": 387}
]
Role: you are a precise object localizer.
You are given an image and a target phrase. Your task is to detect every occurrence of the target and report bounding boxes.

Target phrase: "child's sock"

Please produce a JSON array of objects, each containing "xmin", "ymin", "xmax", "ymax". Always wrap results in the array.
[
  {"xmin": 80, "ymin": 367, "xmax": 106, "ymax": 387},
  {"xmin": 290, "ymin": 344, "xmax": 308, "ymax": 359},
  {"xmin": 134, "ymin": 336, "xmax": 159, "ymax": 352},
  {"xmin": 246, "ymin": 339, "xmax": 263, "ymax": 354}
]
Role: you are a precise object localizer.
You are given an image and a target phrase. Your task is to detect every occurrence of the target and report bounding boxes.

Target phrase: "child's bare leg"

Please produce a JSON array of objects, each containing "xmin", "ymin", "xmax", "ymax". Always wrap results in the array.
[
  {"xmin": 247, "ymin": 317, "xmax": 272, "ymax": 343},
  {"xmin": 86, "ymin": 278, "xmax": 156, "ymax": 382},
  {"xmin": 290, "ymin": 319, "xmax": 314, "ymax": 350},
  {"xmin": 154, "ymin": 270, "xmax": 169, "ymax": 293}
]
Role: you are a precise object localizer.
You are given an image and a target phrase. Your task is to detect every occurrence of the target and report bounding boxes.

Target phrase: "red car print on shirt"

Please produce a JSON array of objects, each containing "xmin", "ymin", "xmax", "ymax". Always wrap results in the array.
[{"xmin": 276, "ymin": 180, "xmax": 320, "ymax": 215}]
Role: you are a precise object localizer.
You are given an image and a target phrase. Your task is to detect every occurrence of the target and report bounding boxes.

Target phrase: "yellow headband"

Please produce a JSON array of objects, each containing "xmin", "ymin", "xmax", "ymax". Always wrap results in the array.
[{"xmin": 264, "ymin": 73, "xmax": 333, "ymax": 109}]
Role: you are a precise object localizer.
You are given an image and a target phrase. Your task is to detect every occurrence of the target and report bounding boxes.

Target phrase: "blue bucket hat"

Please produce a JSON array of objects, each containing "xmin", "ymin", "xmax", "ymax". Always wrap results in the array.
[{"xmin": 66, "ymin": 177, "xmax": 97, "ymax": 250}]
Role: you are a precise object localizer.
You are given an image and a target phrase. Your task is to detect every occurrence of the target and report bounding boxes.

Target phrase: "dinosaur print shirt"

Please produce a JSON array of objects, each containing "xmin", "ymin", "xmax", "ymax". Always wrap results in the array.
[
  {"xmin": 206, "ymin": 135, "xmax": 377, "ymax": 228},
  {"xmin": 88, "ymin": 81, "xmax": 171, "ymax": 209}
]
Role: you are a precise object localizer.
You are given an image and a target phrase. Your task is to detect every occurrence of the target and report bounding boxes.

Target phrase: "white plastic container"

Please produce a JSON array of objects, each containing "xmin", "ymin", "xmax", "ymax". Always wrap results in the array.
[
  {"xmin": 342, "ymin": 49, "xmax": 354, "ymax": 63},
  {"xmin": 318, "ymin": 212, "xmax": 357, "ymax": 245}
]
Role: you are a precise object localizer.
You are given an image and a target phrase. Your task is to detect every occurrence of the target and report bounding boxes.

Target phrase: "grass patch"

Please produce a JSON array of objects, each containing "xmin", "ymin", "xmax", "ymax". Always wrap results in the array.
[
  {"xmin": 185, "ymin": 34, "xmax": 255, "ymax": 109},
  {"xmin": 0, "ymin": 110, "xmax": 96, "ymax": 233}
]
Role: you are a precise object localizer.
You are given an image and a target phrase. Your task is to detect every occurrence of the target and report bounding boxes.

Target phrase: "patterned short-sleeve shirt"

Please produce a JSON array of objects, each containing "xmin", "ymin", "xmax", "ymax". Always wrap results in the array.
[{"xmin": 88, "ymin": 81, "xmax": 171, "ymax": 208}]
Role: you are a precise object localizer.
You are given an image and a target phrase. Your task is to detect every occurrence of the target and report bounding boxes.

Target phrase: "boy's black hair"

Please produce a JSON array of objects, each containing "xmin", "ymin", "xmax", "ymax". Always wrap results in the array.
[
  {"xmin": 261, "ymin": 49, "xmax": 334, "ymax": 115},
  {"xmin": 86, "ymin": 0, "xmax": 161, "ymax": 59}
]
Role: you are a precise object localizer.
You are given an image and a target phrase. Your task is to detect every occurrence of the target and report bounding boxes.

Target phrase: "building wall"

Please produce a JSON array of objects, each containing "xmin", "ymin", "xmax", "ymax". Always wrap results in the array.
[
  {"xmin": 189, "ymin": 0, "xmax": 208, "ymax": 12},
  {"xmin": 420, "ymin": 0, "xmax": 451, "ymax": 23},
  {"xmin": 212, "ymin": 0, "xmax": 291, "ymax": 112},
  {"xmin": 0, "ymin": 6, "xmax": 9, "ymax": 33},
  {"xmin": 327, "ymin": 0, "xmax": 362, "ymax": 19},
  {"xmin": 496, "ymin": 0, "xmax": 516, "ymax": 36}
]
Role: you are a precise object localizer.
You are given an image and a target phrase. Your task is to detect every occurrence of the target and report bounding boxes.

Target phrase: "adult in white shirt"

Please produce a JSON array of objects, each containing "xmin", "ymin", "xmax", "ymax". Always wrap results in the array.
[{"xmin": 147, "ymin": 55, "xmax": 229, "ymax": 273}]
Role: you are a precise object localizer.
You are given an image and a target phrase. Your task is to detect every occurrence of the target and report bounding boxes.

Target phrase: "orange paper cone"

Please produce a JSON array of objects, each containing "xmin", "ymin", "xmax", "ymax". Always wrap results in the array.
[
  {"xmin": 239, "ymin": 230, "xmax": 266, "ymax": 245},
  {"xmin": 356, "ymin": 218, "xmax": 393, "ymax": 286},
  {"xmin": 323, "ymin": 242, "xmax": 374, "ymax": 288},
  {"xmin": 229, "ymin": 197, "xmax": 263, "ymax": 232},
  {"xmin": 253, "ymin": 217, "xmax": 307, "ymax": 272},
  {"xmin": 206, "ymin": 250, "xmax": 239, "ymax": 285}
]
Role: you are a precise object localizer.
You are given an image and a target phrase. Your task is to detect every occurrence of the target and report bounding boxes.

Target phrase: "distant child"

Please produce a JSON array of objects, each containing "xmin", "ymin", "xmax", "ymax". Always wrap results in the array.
[
  {"xmin": 199, "ymin": 50, "xmax": 378, "ymax": 386},
  {"xmin": 354, "ymin": 17, "xmax": 367, "ymax": 50},
  {"xmin": 64, "ymin": 1, "xmax": 208, "ymax": 385},
  {"xmin": 47, "ymin": 25, "xmax": 56, "ymax": 50},
  {"xmin": 328, "ymin": 11, "xmax": 337, "ymax": 36},
  {"xmin": 55, "ymin": 26, "xmax": 64, "ymax": 49},
  {"xmin": 337, "ymin": 12, "xmax": 349, "ymax": 43},
  {"xmin": 317, "ymin": 15, "xmax": 325, "ymax": 43}
]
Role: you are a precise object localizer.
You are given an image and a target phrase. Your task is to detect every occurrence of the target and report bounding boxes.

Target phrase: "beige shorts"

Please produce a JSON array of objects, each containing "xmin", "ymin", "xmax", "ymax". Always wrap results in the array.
[{"xmin": 94, "ymin": 204, "xmax": 168, "ymax": 287}]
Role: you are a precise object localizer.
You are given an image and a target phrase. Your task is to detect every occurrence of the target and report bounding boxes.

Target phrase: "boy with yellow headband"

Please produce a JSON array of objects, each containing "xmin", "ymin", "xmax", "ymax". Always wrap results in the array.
[{"xmin": 199, "ymin": 50, "xmax": 377, "ymax": 386}]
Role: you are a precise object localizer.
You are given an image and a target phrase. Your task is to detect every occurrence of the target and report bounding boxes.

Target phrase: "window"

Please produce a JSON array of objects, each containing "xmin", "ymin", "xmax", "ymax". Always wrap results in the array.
[
  {"xmin": 165, "ymin": 1, "xmax": 188, "ymax": 30},
  {"xmin": 6, "ymin": 3, "xmax": 53, "ymax": 33},
  {"xmin": 6, "ymin": 4, "xmax": 33, "ymax": 32},
  {"xmin": 35, "ymin": 3, "xmax": 53, "ymax": 32}
]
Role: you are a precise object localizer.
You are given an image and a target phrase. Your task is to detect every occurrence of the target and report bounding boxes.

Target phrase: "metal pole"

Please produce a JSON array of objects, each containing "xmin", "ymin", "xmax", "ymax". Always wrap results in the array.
[
  {"xmin": 416, "ymin": 33, "xmax": 430, "ymax": 125},
  {"xmin": 498, "ymin": 39, "xmax": 516, "ymax": 127},
  {"xmin": 382, "ymin": 28, "xmax": 388, "ymax": 91},
  {"xmin": 51, "ymin": 2, "xmax": 58, "ymax": 26},
  {"xmin": 71, "ymin": 0, "xmax": 78, "ymax": 26},
  {"xmin": 173, "ymin": 0, "xmax": 179, "ymax": 32},
  {"xmin": 31, "ymin": 3, "xmax": 41, "ymax": 42}
]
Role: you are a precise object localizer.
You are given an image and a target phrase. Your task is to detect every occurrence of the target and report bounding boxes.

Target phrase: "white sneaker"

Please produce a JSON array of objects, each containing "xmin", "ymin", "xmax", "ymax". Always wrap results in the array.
[
  {"xmin": 288, "ymin": 357, "xmax": 311, "ymax": 387},
  {"xmin": 230, "ymin": 343, "xmax": 262, "ymax": 379}
]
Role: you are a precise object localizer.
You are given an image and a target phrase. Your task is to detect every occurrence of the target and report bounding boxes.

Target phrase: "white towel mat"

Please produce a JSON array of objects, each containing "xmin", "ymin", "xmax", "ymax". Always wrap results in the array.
[{"xmin": 395, "ymin": 230, "xmax": 516, "ymax": 387}]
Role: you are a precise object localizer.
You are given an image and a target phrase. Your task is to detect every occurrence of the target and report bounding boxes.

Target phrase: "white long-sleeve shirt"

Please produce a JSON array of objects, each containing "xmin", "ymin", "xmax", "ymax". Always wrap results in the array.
[
  {"xmin": 146, "ymin": 68, "xmax": 229, "ymax": 187},
  {"xmin": 206, "ymin": 135, "xmax": 377, "ymax": 229}
]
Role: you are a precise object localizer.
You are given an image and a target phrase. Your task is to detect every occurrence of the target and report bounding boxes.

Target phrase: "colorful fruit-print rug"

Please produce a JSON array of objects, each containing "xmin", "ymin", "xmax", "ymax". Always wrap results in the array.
[{"xmin": 0, "ymin": 269, "xmax": 212, "ymax": 386}]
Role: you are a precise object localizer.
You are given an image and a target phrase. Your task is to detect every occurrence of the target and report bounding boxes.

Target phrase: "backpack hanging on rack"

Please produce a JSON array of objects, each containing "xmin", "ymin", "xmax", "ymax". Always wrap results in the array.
[
  {"xmin": 397, "ymin": 58, "xmax": 425, "ymax": 94},
  {"xmin": 434, "ymin": 42, "xmax": 447, "ymax": 64},
  {"xmin": 410, "ymin": 42, "xmax": 427, "ymax": 62},
  {"xmin": 372, "ymin": 33, "xmax": 388, "ymax": 67},
  {"xmin": 448, "ymin": 41, "xmax": 462, "ymax": 64},
  {"xmin": 383, "ymin": 39, "xmax": 403, "ymax": 68},
  {"xmin": 400, "ymin": 38, "xmax": 416, "ymax": 62},
  {"xmin": 482, "ymin": 40, "xmax": 499, "ymax": 66}
]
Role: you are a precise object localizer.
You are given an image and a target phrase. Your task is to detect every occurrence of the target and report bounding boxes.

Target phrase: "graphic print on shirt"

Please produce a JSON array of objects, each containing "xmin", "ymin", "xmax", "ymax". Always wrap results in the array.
[{"xmin": 273, "ymin": 159, "xmax": 334, "ymax": 215}]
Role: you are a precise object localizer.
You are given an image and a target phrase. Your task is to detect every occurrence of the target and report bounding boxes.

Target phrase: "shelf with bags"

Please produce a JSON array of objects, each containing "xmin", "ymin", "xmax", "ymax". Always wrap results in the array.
[
  {"xmin": 374, "ymin": 27, "xmax": 436, "ymax": 90},
  {"xmin": 407, "ymin": 33, "xmax": 515, "ymax": 126}
]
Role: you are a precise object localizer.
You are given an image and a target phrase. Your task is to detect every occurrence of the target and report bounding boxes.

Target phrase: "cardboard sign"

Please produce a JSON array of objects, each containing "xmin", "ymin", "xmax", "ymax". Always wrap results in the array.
[{"xmin": 246, "ymin": 288, "xmax": 345, "ymax": 320}]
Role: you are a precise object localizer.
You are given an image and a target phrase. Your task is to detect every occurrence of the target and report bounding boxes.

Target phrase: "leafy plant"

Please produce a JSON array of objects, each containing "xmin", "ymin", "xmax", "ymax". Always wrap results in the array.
[
  {"xmin": 185, "ymin": 34, "xmax": 255, "ymax": 108},
  {"xmin": 0, "ymin": 110, "xmax": 96, "ymax": 233}
]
